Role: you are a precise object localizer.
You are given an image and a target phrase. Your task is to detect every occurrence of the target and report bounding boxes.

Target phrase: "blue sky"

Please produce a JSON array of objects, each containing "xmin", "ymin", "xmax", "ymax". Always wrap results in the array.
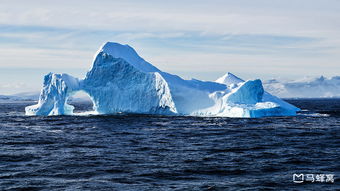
[{"xmin": 0, "ymin": 0, "xmax": 339, "ymax": 94}]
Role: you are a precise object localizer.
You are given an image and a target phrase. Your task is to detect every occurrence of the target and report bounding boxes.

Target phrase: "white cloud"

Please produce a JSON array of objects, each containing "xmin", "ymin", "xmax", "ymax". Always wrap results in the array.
[
  {"xmin": 0, "ymin": 0, "xmax": 339, "ymax": 38},
  {"xmin": 0, "ymin": 47, "xmax": 93, "ymax": 69}
]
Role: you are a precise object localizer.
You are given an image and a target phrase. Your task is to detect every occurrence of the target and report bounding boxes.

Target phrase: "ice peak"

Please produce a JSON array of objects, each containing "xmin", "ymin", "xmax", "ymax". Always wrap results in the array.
[
  {"xmin": 215, "ymin": 72, "xmax": 244, "ymax": 85},
  {"xmin": 100, "ymin": 42, "xmax": 133, "ymax": 54},
  {"xmin": 95, "ymin": 42, "xmax": 160, "ymax": 73}
]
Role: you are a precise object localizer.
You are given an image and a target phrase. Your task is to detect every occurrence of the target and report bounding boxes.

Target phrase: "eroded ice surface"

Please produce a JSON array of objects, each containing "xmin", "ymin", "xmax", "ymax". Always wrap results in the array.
[{"xmin": 26, "ymin": 42, "xmax": 300, "ymax": 117}]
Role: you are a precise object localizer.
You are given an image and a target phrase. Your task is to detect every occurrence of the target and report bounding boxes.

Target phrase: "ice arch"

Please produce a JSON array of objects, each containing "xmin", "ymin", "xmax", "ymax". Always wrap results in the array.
[{"xmin": 66, "ymin": 90, "xmax": 95, "ymax": 114}]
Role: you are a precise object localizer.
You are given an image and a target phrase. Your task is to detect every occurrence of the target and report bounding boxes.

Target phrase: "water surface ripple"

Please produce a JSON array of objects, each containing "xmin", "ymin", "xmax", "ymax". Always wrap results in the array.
[{"xmin": 0, "ymin": 99, "xmax": 339, "ymax": 190}]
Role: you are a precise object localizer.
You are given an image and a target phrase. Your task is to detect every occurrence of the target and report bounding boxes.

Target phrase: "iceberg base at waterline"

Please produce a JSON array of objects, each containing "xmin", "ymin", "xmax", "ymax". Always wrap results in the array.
[{"xmin": 25, "ymin": 42, "xmax": 300, "ymax": 118}]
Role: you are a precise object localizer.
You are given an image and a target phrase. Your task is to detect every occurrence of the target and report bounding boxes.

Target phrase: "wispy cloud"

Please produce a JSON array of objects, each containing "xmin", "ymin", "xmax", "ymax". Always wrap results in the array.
[{"xmin": 1, "ymin": 0, "xmax": 339, "ymax": 36}]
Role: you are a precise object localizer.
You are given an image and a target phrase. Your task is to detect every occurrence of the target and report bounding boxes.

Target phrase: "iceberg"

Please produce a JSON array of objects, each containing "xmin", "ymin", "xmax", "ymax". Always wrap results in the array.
[{"xmin": 26, "ymin": 42, "xmax": 300, "ymax": 117}]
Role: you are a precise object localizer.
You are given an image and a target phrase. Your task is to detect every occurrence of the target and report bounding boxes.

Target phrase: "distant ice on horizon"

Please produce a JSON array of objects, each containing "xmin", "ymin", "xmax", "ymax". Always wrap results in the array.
[{"xmin": 264, "ymin": 76, "xmax": 340, "ymax": 98}]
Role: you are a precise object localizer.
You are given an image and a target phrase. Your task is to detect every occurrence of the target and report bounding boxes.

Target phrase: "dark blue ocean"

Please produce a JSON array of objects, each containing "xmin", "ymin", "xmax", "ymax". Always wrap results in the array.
[{"xmin": 0, "ymin": 99, "xmax": 339, "ymax": 191}]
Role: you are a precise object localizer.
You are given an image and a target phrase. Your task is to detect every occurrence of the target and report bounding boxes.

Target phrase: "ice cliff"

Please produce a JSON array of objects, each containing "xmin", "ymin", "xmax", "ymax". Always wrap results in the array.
[{"xmin": 26, "ymin": 42, "xmax": 300, "ymax": 117}]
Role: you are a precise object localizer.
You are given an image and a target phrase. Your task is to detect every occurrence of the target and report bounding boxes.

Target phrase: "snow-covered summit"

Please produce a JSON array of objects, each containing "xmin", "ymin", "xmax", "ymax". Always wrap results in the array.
[
  {"xmin": 26, "ymin": 42, "xmax": 300, "ymax": 117},
  {"xmin": 96, "ymin": 42, "xmax": 160, "ymax": 73},
  {"xmin": 215, "ymin": 72, "xmax": 244, "ymax": 85}
]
